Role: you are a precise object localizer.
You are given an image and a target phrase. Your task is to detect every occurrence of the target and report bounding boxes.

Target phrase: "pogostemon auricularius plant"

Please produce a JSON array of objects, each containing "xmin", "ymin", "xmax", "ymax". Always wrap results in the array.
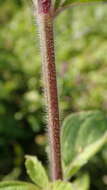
[{"xmin": 0, "ymin": 0, "xmax": 107, "ymax": 190}]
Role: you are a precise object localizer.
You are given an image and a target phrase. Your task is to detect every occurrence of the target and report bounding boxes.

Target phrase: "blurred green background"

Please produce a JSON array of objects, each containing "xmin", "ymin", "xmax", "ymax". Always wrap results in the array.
[{"xmin": 0, "ymin": 0, "xmax": 107, "ymax": 189}]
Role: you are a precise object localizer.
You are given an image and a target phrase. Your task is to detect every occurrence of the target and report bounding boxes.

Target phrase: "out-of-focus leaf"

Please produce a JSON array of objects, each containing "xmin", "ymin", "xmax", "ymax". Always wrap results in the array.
[
  {"xmin": 62, "ymin": 0, "xmax": 106, "ymax": 7},
  {"xmin": 25, "ymin": 156, "xmax": 49, "ymax": 189},
  {"xmin": 72, "ymin": 173, "xmax": 90, "ymax": 190},
  {"xmin": 0, "ymin": 116, "xmax": 32, "ymax": 140},
  {"xmin": 61, "ymin": 111, "xmax": 107, "ymax": 179},
  {"xmin": 2, "ymin": 168, "xmax": 21, "ymax": 181},
  {"xmin": 0, "ymin": 181, "xmax": 38, "ymax": 190},
  {"xmin": 54, "ymin": 0, "xmax": 61, "ymax": 9}
]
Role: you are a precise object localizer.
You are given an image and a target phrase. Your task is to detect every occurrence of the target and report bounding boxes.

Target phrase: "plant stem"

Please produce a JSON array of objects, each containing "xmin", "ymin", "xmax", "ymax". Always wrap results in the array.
[{"xmin": 34, "ymin": 0, "xmax": 63, "ymax": 181}]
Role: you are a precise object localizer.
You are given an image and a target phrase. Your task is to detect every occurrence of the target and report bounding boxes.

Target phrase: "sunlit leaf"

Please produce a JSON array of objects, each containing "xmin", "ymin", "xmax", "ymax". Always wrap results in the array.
[
  {"xmin": 25, "ymin": 156, "xmax": 49, "ymax": 189},
  {"xmin": 61, "ymin": 111, "xmax": 107, "ymax": 179},
  {"xmin": 50, "ymin": 180, "xmax": 73, "ymax": 190}
]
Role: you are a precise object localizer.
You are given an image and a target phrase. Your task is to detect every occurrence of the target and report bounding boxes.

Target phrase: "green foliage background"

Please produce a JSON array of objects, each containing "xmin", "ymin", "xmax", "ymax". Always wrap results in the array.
[{"xmin": 0, "ymin": 0, "xmax": 107, "ymax": 189}]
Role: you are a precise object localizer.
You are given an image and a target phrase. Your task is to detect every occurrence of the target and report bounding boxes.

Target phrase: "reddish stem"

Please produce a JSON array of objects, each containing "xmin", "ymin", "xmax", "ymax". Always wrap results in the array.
[{"xmin": 35, "ymin": 0, "xmax": 63, "ymax": 180}]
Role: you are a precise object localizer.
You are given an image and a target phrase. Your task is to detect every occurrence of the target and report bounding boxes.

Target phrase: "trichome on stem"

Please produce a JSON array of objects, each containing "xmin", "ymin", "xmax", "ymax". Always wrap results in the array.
[{"xmin": 33, "ymin": 0, "xmax": 63, "ymax": 181}]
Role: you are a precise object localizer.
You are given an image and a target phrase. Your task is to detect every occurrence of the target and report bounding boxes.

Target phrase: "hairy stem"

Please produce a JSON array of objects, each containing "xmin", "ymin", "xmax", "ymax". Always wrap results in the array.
[{"xmin": 34, "ymin": 0, "xmax": 63, "ymax": 180}]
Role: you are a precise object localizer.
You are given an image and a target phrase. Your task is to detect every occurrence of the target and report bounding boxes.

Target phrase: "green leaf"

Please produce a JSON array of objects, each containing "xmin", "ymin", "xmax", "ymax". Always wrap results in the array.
[
  {"xmin": 54, "ymin": 0, "xmax": 61, "ymax": 9},
  {"xmin": 61, "ymin": 111, "xmax": 107, "ymax": 179},
  {"xmin": 62, "ymin": 0, "xmax": 106, "ymax": 7},
  {"xmin": 2, "ymin": 168, "xmax": 21, "ymax": 181},
  {"xmin": 0, "ymin": 181, "xmax": 38, "ymax": 190},
  {"xmin": 25, "ymin": 156, "xmax": 49, "ymax": 189},
  {"xmin": 50, "ymin": 180, "xmax": 73, "ymax": 190},
  {"xmin": 72, "ymin": 173, "xmax": 90, "ymax": 190}
]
